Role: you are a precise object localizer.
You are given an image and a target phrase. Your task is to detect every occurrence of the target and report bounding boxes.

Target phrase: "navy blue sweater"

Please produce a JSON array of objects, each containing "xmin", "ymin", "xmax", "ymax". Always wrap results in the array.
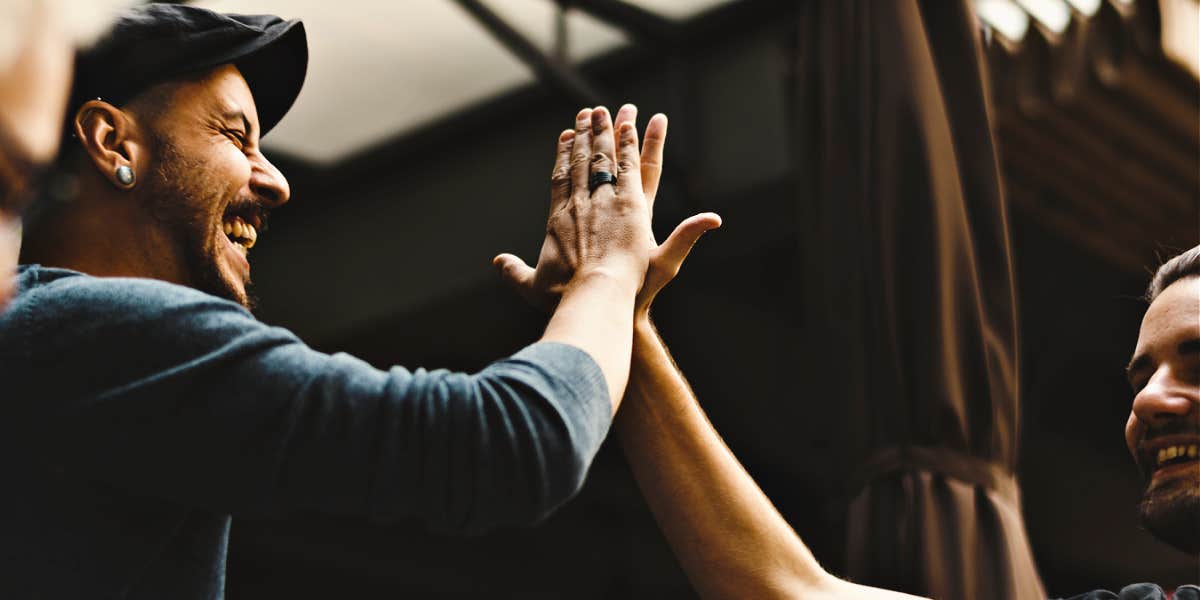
[{"xmin": 0, "ymin": 266, "xmax": 611, "ymax": 598}]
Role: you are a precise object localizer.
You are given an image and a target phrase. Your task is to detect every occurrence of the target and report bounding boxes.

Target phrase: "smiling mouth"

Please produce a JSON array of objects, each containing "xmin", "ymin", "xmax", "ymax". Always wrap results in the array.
[
  {"xmin": 222, "ymin": 214, "xmax": 258, "ymax": 249},
  {"xmin": 1153, "ymin": 444, "xmax": 1199, "ymax": 471}
]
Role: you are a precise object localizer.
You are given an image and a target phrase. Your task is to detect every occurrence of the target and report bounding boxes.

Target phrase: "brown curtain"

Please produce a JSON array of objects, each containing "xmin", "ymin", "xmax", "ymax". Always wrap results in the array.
[{"xmin": 791, "ymin": 1, "xmax": 1044, "ymax": 597}]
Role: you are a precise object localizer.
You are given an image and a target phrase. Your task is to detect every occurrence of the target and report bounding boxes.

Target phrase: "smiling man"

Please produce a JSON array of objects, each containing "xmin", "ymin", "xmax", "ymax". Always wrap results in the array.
[
  {"xmin": 22, "ymin": 62, "xmax": 292, "ymax": 309},
  {"xmin": 1125, "ymin": 245, "xmax": 1200, "ymax": 559},
  {"xmin": 0, "ymin": 4, "xmax": 666, "ymax": 598}
]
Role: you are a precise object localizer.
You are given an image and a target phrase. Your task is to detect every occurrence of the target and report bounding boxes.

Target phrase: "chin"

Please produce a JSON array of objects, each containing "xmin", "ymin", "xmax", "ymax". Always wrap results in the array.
[
  {"xmin": 213, "ymin": 262, "xmax": 253, "ymax": 310},
  {"xmin": 1139, "ymin": 476, "xmax": 1200, "ymax": 555},
  {"xmin": 187, "ymin": 233, "xmax": 254, "ymax": 310}
]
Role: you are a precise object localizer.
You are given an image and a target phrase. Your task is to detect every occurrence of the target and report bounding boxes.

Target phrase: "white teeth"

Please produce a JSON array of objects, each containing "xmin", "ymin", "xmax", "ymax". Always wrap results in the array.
[
  {"xmin": 1155, "ymin": 445, "xmax": 1200, "ymax": 466},
  {"xmin": 221, "ymin": 216, "xmax": 260, "ymax": 250}
]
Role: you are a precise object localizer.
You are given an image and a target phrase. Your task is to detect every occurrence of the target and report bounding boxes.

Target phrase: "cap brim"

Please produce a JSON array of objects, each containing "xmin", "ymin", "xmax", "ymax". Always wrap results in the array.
[{"xmin": 232, "ymin": 19, "xmax": 307, "ymax": 137}]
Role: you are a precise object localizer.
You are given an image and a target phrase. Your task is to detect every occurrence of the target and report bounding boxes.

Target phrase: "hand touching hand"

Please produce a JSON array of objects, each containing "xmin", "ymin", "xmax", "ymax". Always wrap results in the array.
[{"xmin": 495, "ymin": 104, "xmax": 720, "ymax": 316}]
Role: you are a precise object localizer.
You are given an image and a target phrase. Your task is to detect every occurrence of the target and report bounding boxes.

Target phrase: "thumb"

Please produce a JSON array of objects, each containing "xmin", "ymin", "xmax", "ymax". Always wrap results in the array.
[
  {"xmin": 658, "ymin": 212, "xmax": 722, "ymax": 269},
  {"xmin": 492, "ymin": 253, "xmax": 536, "ymax": 292}
]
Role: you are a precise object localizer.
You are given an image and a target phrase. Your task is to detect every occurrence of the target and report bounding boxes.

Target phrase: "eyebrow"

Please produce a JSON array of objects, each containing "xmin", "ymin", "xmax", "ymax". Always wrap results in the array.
[
  {"xmin": 1126, "ymin": 337, "xmax": 1200, "ymax": 383},
  {"xmin": 1126, "ymin": 353, "xmax": 1150, "ymax": 384}
]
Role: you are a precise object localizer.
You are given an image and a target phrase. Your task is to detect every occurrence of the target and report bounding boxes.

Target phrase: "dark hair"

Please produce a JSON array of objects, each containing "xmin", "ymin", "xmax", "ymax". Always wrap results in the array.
[{"xmin": 1146, "ymin": 245, "xmax": 1200, "ymax": 302}]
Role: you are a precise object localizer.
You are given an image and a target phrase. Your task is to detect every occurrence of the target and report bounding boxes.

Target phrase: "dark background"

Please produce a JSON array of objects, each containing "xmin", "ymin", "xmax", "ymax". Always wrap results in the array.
[{"xmin": 215, "ymin": 0, "xmax": 1200, "ymax": 596}]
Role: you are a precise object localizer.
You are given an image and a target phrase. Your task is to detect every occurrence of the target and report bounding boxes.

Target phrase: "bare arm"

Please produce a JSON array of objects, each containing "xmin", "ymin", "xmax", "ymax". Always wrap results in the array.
[
  {"xmin": 616, "ymin": 319, "xmax": 927, "ymax": 600},
  {"xmin": 495, "ymin": 106, "xmax": 921, "ymax": 597}
]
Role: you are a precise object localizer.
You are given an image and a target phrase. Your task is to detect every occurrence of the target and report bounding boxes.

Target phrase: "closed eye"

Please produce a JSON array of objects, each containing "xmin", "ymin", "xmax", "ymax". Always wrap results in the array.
[{"xmin": 225, "ymin": 129, "xmax": 248, "ymax": 149}]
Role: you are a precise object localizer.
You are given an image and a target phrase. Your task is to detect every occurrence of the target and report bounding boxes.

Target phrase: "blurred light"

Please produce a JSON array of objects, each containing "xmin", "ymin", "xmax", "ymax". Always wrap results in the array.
[
  {"xmin": 1160, "ymin": 0, "xmax": 1200, "ymax": 79},
  {"xmin": 1064, "ymin": 0, "xmax": 1101, "ymax": 16},
  {"xmin": 1015, "ymin": 0, "xmax": 1072, "ymax": 34},
  {"xmin": 627, "ymin": 0, "xmax": 732, "ymax": 20},
  {"xmin": 976, "ymin": 0, "xmax": 1030, "ymax": 42}
]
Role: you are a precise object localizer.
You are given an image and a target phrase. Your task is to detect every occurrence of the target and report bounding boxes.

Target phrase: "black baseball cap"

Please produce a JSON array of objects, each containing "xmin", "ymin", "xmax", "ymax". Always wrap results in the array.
[{"xmin": 68, "ymin": 3, "xmax": 308, "ymax": 137}]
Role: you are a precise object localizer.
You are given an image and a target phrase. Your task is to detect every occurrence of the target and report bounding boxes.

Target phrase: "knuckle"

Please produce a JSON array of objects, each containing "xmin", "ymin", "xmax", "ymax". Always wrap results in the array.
[
  {"xmin": 590, "ymin": 152, "xmax": 611, "ymax": 167},
  {"xmin": 570, "ymin": 152, "xmax": 590, "ymax": 169},
  {"xmin": 617, "ymin": 158, "xmax": 638, "ymax": 173}
]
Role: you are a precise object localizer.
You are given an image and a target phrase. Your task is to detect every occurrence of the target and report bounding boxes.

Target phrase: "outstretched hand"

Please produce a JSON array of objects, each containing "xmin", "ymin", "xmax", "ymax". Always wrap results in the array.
[{"xmin": 494, "ymin": 104, "xmax": 720, "ymax": 317}]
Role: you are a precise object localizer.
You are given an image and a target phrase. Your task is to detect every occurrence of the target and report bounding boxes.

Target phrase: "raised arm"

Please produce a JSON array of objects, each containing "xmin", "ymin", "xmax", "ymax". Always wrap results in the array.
[
  {"xmin": 617, "ymin": 319, "xmax": 926, "ymax": 600},
  {"xmin": 496, "ymin": 104, "xmax": 927, "ymax": 598},
  {"xmin": 610, "ymin": 117, "xmax": 927, "ymax": 598},
  {"xmin": 495, "ymin": 106, "xmax": 654, "ymax": 414}
]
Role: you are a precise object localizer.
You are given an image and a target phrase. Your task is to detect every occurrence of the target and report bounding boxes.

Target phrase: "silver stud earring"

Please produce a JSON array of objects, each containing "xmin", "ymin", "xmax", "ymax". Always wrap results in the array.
[{"xmin": 115, "ymin": 165, "xmax": 135, "ymax": 187}]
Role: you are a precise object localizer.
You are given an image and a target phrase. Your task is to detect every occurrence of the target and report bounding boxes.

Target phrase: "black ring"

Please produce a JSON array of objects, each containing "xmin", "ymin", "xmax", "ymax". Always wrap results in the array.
[{"xmin": 589, "ymin": 171, "xmax": 617, "ymax": 192}]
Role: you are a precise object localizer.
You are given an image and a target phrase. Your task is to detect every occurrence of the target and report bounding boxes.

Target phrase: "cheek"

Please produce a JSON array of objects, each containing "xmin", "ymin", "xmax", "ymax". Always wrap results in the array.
[
  {"xmin": 200, "ymin": 148, "xmax": 253, "ymax": 205},
  {"xmin": 1124, "ymin": 412, "xmax": 1142, "ymax": 458},
  {"xmin": 224, "ymin": 152, "xmax": 254, "ymax": 195}
]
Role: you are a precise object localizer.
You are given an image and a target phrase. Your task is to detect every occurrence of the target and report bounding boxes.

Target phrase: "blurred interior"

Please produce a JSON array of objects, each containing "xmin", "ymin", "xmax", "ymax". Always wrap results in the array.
[{"xmin": 176, "ymin": 0, "xmax": 1200, "ymax": 597}]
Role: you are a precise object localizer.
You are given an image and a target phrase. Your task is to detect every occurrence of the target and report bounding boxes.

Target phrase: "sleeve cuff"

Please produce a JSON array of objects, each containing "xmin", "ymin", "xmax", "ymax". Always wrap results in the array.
[{"xmin": 508, "ymin": 341, "xmax": 612, "ymax": 456}]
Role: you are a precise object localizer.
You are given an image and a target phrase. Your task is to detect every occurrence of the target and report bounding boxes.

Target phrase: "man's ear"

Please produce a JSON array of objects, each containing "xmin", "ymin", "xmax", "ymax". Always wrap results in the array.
[{"xmin": 72, "ymin": 100, "xmax": 148, "ymax": 190}]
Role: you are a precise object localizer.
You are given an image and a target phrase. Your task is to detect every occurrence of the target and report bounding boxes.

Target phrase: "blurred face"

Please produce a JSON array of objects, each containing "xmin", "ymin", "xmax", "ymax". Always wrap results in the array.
[
  {"xmin": 1124, "ymin": 276, "xmax": 1200, "ymax": 554},
  {"xmin": 137, "ymin": 64, "xmax": 290, "ymax": 308},
  {"xmin": 0, "ymin": 2, "xmax": 75, "ymax": 308}
]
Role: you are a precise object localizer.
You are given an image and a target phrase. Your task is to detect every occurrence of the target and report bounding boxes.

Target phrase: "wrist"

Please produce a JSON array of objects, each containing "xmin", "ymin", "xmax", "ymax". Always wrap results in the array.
[{"xmin": 571, "ymin": 265, "xmax": 640, "ymax": 297}]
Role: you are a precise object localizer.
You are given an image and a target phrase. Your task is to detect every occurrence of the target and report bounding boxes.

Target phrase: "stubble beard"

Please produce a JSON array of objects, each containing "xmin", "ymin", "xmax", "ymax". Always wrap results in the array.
[
  {"xmin": 141, "ymin": 135, "xmax": 256, "ymax": 310},
  {"xmin": 1138, "ymin": 474, "xmax": 1200, "ymax": 555}
]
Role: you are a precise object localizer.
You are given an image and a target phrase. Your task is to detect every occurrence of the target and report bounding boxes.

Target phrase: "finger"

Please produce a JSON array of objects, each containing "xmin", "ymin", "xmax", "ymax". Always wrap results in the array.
[
  {"xmin": 492, "ymin": 253, "xmax": 537, "ymax": 301},
  {"xmin": 614, "ymin": 120, "xmax": 643, "ymax": 200},
  {"xmin": 641, "ymin": 113, "xmax": 667, "ymax": 210},
  {"xmin": 589, "ymin": 106, "xmax": 617, "ymax": 197},
  {"xmin": 613, "ymin": 103, "xmax": 637, "ymax": 144},
  {"xmin": 570, "ymin": 108, "xmax": 594, "ymax": 202},
  {"xmin": 549, "ymin": 129, "xmax": 575, "ymax": 215},
  {"xmin": 656, "ymin": 212, "xmax": 721, "ymax": 269}
]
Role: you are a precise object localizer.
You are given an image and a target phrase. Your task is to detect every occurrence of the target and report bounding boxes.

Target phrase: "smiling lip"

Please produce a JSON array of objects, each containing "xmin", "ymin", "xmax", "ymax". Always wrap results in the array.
[
  {"xmin": 1139, "ymin": 434, "xmax": 1200, "ymax": 476},
  {"xmin": 220, "ymin": 229, "xmax": 250, "ymax": 282},
  {"xmin": 1150, "ymin": 456, "xmax": 1200, "ymax": 483}
]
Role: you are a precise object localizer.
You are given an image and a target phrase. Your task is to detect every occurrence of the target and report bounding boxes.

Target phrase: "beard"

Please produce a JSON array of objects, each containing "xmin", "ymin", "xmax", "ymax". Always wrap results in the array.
[
  {"xmin": 140, "ymin": 134, "xmax": 256, "ymax": 310},
  {"xmin": 1138, "ymin": 470, "xmax": 1200, "ymax": 555}
]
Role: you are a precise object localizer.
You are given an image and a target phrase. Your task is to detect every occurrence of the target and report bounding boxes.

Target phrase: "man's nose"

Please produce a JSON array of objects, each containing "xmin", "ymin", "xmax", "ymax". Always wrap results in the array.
[
  {"xmin": 249, "ymin": 154, "xmax": 290, "ymax": 208},
  {"xmin": 1133, "ymin": 368, "xmax": 1196, "ymax": 429}
]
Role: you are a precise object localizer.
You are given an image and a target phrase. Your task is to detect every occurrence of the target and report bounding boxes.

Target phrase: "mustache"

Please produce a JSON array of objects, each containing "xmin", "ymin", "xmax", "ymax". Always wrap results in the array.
[
  {"xmin": 1142, "ymin": 419, "xmax": 1200, "ymax": 444},
  {"xmin": 225, "ymin": 198, "xmax": 271, "ymax": 233}
]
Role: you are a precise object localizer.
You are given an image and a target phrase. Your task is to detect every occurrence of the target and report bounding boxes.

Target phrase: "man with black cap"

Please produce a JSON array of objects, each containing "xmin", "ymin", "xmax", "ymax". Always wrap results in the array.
[{"xmin": 0, "ymin": 4, "xmax": 697, "ymax": 597}]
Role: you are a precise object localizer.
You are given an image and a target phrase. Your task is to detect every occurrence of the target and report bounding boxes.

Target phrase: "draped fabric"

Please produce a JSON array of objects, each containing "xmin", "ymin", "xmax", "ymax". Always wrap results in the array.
[{"xmin": 791, "ymin": 1, "xmax": 1045, "ymax": 597}]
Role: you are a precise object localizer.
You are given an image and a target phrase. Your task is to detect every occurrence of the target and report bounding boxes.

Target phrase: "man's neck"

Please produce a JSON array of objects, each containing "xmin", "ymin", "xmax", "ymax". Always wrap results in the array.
[{"xmin": 20, "ymin": 192, "xmax": 190, "ymax": 286}]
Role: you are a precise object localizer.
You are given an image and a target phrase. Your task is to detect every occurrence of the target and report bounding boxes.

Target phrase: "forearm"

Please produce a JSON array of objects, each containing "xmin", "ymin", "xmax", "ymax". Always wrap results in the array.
[
  {"xmin": 616, "ymin": 320, "xmax": 926, "ymax": 600},
  {"xmin": 615, "ymin": 319, "xmax": 828, "ymax": 598},
  {"xmin": 540, "ymin": 269, "xmax": 638, "ymax": 413}
]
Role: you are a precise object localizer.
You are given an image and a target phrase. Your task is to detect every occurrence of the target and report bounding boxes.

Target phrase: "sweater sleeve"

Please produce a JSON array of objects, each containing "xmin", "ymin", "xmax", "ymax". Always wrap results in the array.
[{"xmin": 19, "ymin": 276, "xmax": 611, "ymax": 533}]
